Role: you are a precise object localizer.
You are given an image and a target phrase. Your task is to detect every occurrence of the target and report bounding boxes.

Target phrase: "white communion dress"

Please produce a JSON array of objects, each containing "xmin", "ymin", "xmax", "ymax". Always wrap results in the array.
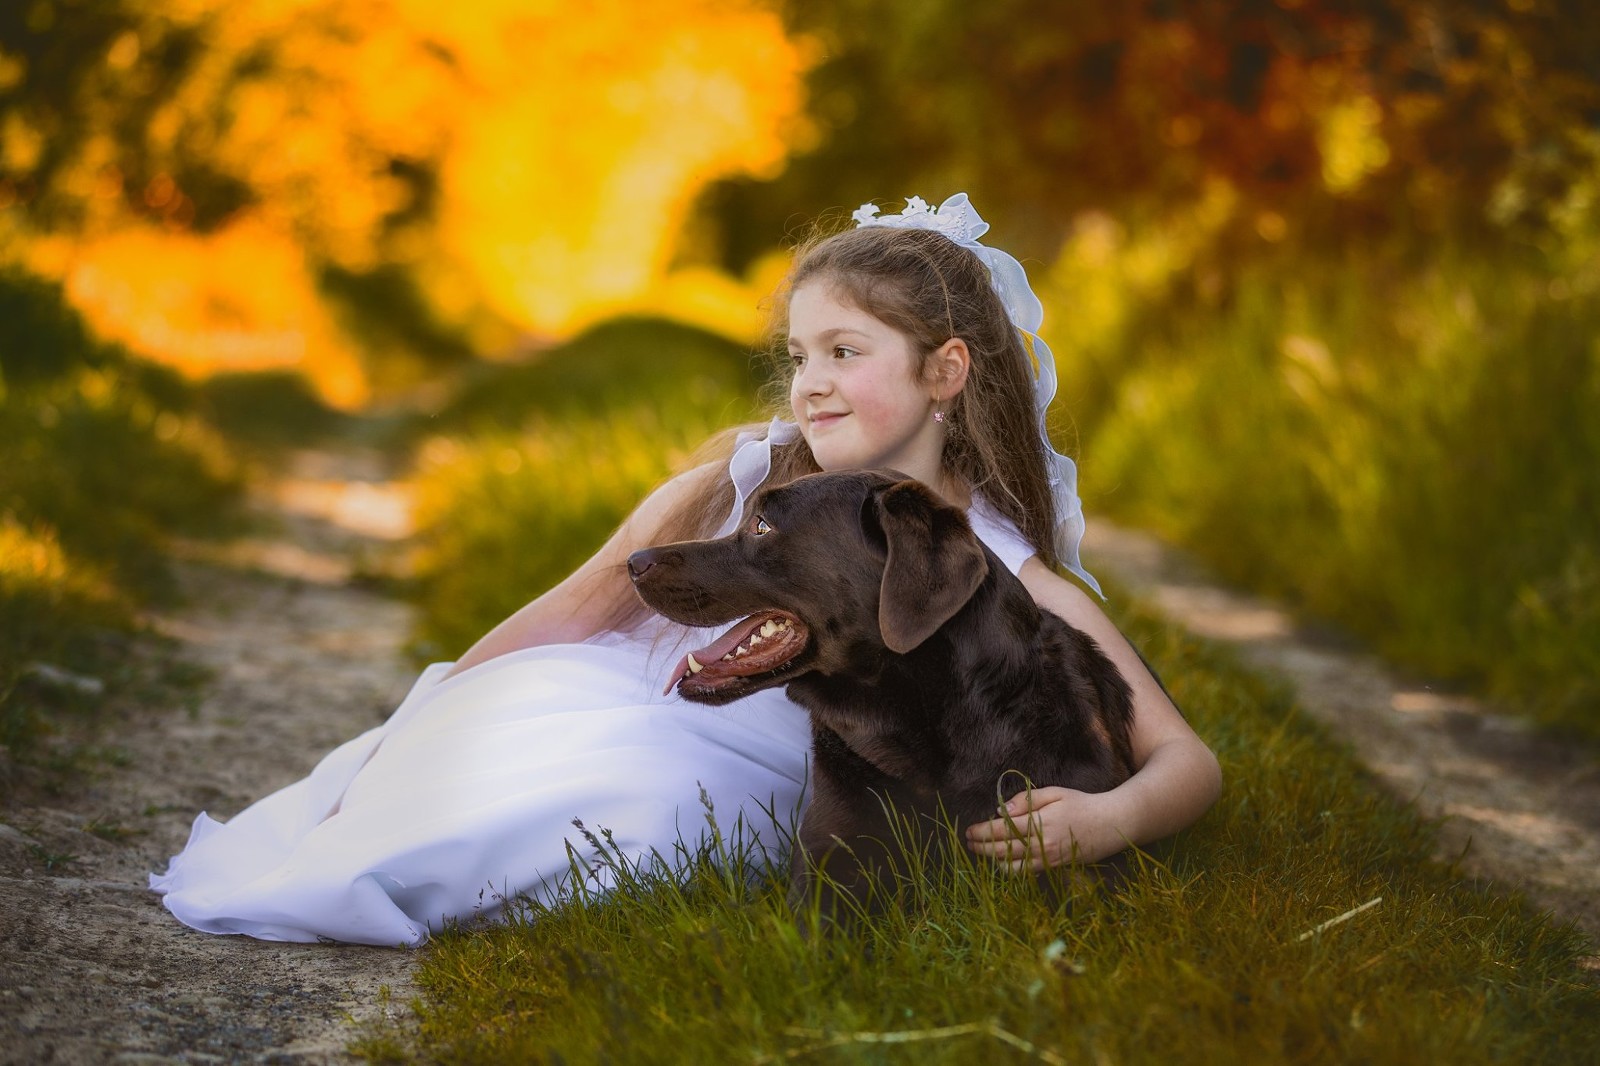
[{"xmin": 150, "ymin": 499, "xmax": 1038, "ymax": 947}]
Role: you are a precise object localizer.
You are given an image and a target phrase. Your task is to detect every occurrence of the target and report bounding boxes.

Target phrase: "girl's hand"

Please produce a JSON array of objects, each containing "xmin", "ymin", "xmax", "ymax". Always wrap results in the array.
[{"xmin": 964, "ymin": 786, "xmax": 1130, "ymax": 870}]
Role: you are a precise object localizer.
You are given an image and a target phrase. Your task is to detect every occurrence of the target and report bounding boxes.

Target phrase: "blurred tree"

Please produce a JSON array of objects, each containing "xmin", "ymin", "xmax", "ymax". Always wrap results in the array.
[
  {"xmin": 0, "ymin": 0, "xmax": 455, "ymax": 259},
  {"xmin": 0, "ymin": 0, "xmax": 467, "ymax": 394},
  {"xmin": 0, "ymin": 0, "xmax": 227, "ymax": 233},
  {"xmin": 697, "ymin": 0, "xmax": 1600, "ymax": 267}
]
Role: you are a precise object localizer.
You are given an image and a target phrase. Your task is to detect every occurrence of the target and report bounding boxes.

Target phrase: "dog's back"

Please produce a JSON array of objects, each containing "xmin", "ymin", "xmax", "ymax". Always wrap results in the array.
[{"xmin": 944, "ymin": 561, "xmax": 1137, "ymax": 809}]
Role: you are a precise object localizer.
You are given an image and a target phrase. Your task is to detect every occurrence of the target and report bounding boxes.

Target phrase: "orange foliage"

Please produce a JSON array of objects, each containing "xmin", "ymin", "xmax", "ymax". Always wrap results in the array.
[
  {"xmin": 21, "ymin": 0, "xmax": 812, "ymax": 405},
  {"xmin": 32, "ymin": 215, "xmax": 368, "ymax": 406},
  {"xmin": 417, "ymin": 0, "xmax": 810, "ymax": 336}
]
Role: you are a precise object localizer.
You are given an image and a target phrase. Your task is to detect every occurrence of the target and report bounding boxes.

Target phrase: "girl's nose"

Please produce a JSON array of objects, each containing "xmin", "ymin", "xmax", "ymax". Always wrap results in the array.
[{"xmin": 792, "ymin": 358, "xmax": 831, "ymax": 396}]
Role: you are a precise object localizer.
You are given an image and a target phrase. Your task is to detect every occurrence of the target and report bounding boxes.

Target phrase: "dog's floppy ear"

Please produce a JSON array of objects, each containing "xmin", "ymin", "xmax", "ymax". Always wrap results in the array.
[{"xmin": 870, "ymin": 479, "xmax": 990, "ymax": 653}]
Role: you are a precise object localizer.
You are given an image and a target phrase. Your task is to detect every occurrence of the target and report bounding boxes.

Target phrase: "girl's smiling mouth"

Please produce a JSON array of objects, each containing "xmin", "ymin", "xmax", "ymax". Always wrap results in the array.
[{"xmin": 807, "ymin": 411, "xmax": 848, "ymax": 429}]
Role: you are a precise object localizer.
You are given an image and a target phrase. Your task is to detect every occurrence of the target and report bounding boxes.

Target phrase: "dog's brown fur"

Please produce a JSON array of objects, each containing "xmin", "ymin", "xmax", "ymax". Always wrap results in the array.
[{"xmin": 628, "ymin": 470, "xmax": 1136, "ymax": 919}]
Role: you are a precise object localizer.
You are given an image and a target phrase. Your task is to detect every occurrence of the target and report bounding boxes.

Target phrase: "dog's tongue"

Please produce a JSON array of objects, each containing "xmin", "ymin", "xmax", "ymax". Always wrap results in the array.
[
  {"xmin": 662, "ymin": 617, "xmax": 761, "ymax": 694},
  {"xmin": 659, "ymin": 611, "xmax": 800, "ymax": 694}
]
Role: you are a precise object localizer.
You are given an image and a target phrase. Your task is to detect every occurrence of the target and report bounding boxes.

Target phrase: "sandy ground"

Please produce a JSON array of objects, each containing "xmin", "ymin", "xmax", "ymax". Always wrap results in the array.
[{"xmin": 1, "ymin": 454, "xmax": 1595, "ymax": 1062}]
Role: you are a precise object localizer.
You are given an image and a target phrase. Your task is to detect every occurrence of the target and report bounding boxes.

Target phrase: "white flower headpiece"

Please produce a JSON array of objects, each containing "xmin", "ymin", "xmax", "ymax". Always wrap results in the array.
[{"xmin": 717, "ymin": 192, "xmax": 1101, "ymax": 597}]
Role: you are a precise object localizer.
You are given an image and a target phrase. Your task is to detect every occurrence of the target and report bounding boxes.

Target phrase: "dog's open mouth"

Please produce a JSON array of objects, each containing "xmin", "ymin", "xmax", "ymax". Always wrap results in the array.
[{"xmin": 665, "ymin": 610, "xmax": 809, "ymax": 698}]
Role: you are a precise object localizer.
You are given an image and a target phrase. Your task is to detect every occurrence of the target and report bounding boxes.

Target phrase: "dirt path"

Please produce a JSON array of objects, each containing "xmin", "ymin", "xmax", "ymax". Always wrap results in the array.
[
  {"xmin": 1084, "ymin": 519, "xmax": 1600, "ymax": 953},
  {"xmin": 0, "ymin": 450, "xmax": 421, "ymax": 1064}
]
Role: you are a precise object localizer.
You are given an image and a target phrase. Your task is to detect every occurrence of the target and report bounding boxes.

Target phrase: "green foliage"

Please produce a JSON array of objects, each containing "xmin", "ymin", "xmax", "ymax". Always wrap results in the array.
[
  {"xmin": 0, "ymin": 515, "xmax": 127, "ymax": 761},
  {"xmin": 0, "ymin": 264, "xmax": 115, "ymax": 387},
  {"xmin": 404, "ymin": 317, "xmax": 768, "ymax": 658},
  {"xmin": 192, "ymin": 369, "xmax": 348, "ymax": 452},
  {"xmin": 0, "ymin": 370, "xmax": 243, "ymax": 599},
  {"xmin": 319, "ymin": 262, "xmax": 476, "ymax": 382},
  {"xmin": 419, "ymin": 316, "xmax": 771, "ymax": 435},
  {"xmin": 1084, "ymin": 244, "xmax": 1600, "ymax": 735},
  {"xmin": 0, "ymin": 0, "xmax": 249, "ymax": 232},
  {"xmin": 406, "ymin": 415, "xmax": 711, "ymax": 659},
  {"xmin": 353, "ymin": 595, "xmax": 1600, "ymax": 1064}
]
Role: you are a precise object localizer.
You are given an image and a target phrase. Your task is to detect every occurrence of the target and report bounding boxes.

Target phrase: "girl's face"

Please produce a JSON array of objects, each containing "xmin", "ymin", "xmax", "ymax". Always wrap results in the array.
[{"xmin": 787, "ymin": 281, "xmax": 945, "ymax": 484}]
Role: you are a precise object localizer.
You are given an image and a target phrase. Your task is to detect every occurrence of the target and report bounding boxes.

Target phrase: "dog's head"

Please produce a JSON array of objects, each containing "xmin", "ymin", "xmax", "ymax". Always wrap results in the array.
[{"xmin": 628, "ymin": 470, "xmax": 991, "ymax": 704}]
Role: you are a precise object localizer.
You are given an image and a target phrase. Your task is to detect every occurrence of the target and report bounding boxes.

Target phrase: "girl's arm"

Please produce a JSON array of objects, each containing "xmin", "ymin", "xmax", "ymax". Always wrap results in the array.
[
  {"xmin": 965, "ymin": 559, "xmax": 1223, "ymax": 867},
  {"xmin": 441, "ymin": 462, "xmax": 722, "ymax": 679}
]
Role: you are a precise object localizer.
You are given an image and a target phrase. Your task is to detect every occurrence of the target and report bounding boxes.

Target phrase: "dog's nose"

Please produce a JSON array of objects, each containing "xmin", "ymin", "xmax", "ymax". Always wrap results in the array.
[{"xmin": 626, "ymin": 549, "xmax": 656, "ymax": 580}]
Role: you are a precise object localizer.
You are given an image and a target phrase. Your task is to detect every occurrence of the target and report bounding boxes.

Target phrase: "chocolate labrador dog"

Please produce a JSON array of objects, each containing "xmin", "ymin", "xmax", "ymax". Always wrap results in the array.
[{"xmin": 627, "ymin": 469, "xmax": 1136, "ymax": 920}]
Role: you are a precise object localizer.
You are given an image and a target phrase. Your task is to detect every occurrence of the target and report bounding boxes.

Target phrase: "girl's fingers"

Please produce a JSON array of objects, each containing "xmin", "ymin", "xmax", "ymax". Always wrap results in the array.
[
  {"xmin": 965, "ymin": 818, "xmax": 1006, "ymax": 842},
  {"xmin": 966, "ymin": 813, "xmax": 1042, "ymax": 842},
  {"xmin": 969, "ymin": 835, "xmax": 1055, "ymax": 872},
  {"xmin": 1000, "ymin": 785, "xmax": 1069, "ymax": 813},
  {"xmin": 966, "ymin": 837, "xmax": 1031, "ymax": 861}
]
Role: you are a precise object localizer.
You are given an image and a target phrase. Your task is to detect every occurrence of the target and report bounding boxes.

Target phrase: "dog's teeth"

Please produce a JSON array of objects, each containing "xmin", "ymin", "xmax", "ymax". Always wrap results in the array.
[
  {"xmin": 734, "ymin": 644, "xmax": 750, "ymax": 657},
  {"xmin": 760, "ymin": 620, "xmax": 778, "ymax": 638},
  {"xmin": 686, "ymin": 653, "xmax": 704, "ymax": 674},
  {"xmin": 749, "ymin": 633, "xmax": 765, "ymax": 646}
]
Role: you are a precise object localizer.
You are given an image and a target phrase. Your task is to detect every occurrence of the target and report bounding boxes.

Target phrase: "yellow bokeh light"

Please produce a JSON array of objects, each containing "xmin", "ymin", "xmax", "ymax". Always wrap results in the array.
[
  {"xmin": 1319, "ymin": 95, "xmax": 1391, "ymax": 194},
  {"xmin": 424, "ymin": 0, "xmax": 809, "ymax": 337},
  {"xmin": 32, "ymin": 215, "xmax": 369, "ymax": 407}
]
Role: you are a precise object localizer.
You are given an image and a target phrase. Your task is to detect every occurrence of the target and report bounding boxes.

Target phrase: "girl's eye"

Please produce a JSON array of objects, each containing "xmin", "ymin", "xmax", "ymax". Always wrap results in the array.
[
  {"xmin": 752, "ymin": 516, "xmax": 773, "ymax": 536},
  {"xmin": 833, "ymin": 346, "xmax": 858, "ymax": 359}
]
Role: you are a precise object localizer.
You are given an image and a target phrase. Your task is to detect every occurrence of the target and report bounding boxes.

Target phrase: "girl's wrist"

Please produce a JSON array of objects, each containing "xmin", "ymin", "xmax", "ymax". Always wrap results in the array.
[
  {"xmin": 1097, "ymin": 736, "xmax": 1222, "ymax": 853},
  {"xmin": 1088, "ymin": 779, "xmax": 1146, "ymax": 856}
]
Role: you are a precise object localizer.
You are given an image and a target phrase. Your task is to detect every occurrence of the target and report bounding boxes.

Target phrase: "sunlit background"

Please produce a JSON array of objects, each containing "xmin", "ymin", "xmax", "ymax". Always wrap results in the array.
[{"xmin": 3, "ymin": 0, "xmax": 1598, "ymax": 739}]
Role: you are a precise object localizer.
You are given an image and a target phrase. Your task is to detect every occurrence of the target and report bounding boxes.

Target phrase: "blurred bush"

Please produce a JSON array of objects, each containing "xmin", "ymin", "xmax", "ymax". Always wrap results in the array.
[
  {"xmin": 417, "ymin": 317, "xmax": 771, "ymax": 434},
  {"xmin": 193, "ymin": 369, "xmax": 349, "ymax": 452},
  {"xmin": 0, "ymin": 267, "xmax": 245, "ymax": 763},
  {"xmin": 0, "ymin": 268, "xmax": 115, "ymax": 387},
  {"xmin": 1074, "ymin": 244, "xmax": 1600, "ymax": 736},
  {"xmin": 0, "ymin": 269, "xmax": 244, "ymax": 594},
  {"xmin": 0, "ymin": 515, "xmax": 128, "ymax": 758}
]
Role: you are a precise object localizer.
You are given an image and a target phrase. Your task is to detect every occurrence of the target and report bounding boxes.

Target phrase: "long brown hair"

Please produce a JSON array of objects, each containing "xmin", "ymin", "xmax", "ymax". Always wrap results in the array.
[{"xmin": 599, "ymin": 218, "xmax": 1064, "ymax": 635}]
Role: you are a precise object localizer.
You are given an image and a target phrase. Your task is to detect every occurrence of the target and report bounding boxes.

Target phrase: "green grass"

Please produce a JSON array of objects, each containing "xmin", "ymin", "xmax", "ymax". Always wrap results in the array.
[
  {"xmin": 352, "ymin": 590, "xmax": 1600, "ymax": 1064},
  {"xmin": 0, "ymin": 372, "xmax": 244, "ymax": 597},
  {"xmin": 1067, "ymin": 242, "xmax": 1600, "ymax": 738}
]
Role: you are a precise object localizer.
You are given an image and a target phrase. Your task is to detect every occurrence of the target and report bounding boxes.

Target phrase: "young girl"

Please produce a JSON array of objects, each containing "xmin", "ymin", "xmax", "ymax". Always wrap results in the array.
[{"xmin": 151, "ymin": 193, "xmax": 1221, "ymax": 946}]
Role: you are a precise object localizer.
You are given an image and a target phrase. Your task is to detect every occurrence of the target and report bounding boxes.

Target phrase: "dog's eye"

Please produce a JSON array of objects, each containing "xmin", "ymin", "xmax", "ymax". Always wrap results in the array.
[{"xmin": 752, "ymin": 516, "xmax": 773, "ymax": 536}]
